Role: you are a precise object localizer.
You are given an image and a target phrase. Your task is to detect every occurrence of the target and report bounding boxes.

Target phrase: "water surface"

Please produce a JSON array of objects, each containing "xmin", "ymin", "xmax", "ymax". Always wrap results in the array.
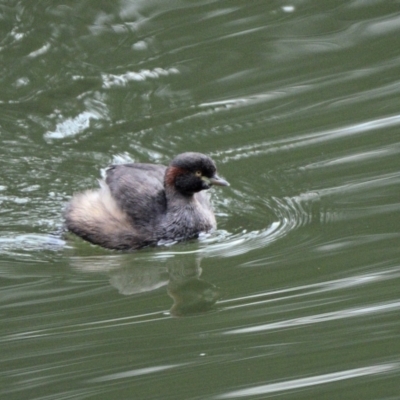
[{"xmin": 1, "ymin": 1, "xmax": 400, "ymax": 399}]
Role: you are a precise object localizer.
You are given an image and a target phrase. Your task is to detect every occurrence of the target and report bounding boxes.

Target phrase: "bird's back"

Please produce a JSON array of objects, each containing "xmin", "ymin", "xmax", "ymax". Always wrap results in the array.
[{"xmin": 105, "ymin": 163, "xmax": 167, "ymax": 228}]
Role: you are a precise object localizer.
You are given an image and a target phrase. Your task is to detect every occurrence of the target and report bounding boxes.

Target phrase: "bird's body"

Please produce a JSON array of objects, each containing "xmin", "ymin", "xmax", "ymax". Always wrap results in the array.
[{"xmin": 64, "ymin": 152, "xmax": 229, "ymax": 250}]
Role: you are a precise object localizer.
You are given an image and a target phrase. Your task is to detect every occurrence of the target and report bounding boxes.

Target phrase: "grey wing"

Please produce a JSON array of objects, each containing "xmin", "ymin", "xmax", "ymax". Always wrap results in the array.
[{"xmin": 105, "ymin": 163, "xmax": 167, "ymax": 227}]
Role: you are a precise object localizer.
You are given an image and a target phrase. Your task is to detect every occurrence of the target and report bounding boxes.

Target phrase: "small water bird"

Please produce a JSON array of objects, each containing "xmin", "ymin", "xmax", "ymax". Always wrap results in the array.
[{"xmin": 64, "ymin": 152, "xmax": 229, "ymax": 250}]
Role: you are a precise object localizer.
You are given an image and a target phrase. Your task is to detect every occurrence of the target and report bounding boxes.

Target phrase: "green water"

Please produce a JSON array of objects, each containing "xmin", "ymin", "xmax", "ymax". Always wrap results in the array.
[{"xmin": 1, "ymin": 1, "xmax": 400, "ymax": 399}]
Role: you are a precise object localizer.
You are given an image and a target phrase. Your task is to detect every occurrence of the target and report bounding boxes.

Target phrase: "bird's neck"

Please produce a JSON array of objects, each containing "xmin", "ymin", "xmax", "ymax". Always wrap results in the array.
[{"xmin": 165, "ymin": 185, "xmax": 196, "ymax": 208}]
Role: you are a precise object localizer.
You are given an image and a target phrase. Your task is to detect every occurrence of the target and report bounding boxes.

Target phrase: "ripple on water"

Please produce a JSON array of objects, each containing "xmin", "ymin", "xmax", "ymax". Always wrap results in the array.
[
  {"xmin": 215, "ymin": 363, "xmax": 399, "ymax": 398},
  {"xmin": 186, "ymin": 189, "xmax": 321, "ymax": 258},
  {"xmin": 0, "ymin": 234, "xmax": 66, "ymax": 259}
]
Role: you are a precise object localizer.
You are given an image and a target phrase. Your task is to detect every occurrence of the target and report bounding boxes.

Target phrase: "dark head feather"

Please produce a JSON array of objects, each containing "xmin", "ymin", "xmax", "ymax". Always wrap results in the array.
[{"xmin": 165, "ymin": 153, "xmax": 218, "ymax": 195}]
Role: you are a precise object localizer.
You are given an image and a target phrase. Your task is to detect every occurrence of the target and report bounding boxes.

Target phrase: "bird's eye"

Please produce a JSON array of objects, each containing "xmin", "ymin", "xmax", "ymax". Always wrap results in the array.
[{"xmin": 195, "ymin": 170, "xmax": 202, "ymax": 177}]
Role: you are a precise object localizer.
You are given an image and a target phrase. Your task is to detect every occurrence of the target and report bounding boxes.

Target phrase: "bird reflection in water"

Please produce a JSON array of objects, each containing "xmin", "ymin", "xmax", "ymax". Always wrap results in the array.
[
  {"xmin": 69, "ymin": 252, "xmax": 221, "ymax": 316},
  {"xmin": 167, "ymin": 260, "xmax": 221, "ymax": 316}
]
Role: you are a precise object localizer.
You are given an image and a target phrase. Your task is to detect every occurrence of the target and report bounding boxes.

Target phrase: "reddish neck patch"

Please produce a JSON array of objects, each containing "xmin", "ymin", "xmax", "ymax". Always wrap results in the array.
[{"xmin": 165, "ymin": 166, "xmax": 186, "ymax": 188}]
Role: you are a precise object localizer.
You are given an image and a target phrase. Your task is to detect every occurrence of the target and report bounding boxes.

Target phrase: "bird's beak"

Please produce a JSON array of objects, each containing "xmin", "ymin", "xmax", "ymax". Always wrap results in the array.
[{"xmin": 208, "ymin": 174, "xmax": 230, "ymax": 187}]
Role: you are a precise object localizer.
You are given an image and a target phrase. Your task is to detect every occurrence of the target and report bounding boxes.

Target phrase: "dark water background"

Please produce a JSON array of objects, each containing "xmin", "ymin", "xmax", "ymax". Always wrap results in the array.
[{"xmin": 1, "ymin": 1, "xmax": 400, "ymax": 399}]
